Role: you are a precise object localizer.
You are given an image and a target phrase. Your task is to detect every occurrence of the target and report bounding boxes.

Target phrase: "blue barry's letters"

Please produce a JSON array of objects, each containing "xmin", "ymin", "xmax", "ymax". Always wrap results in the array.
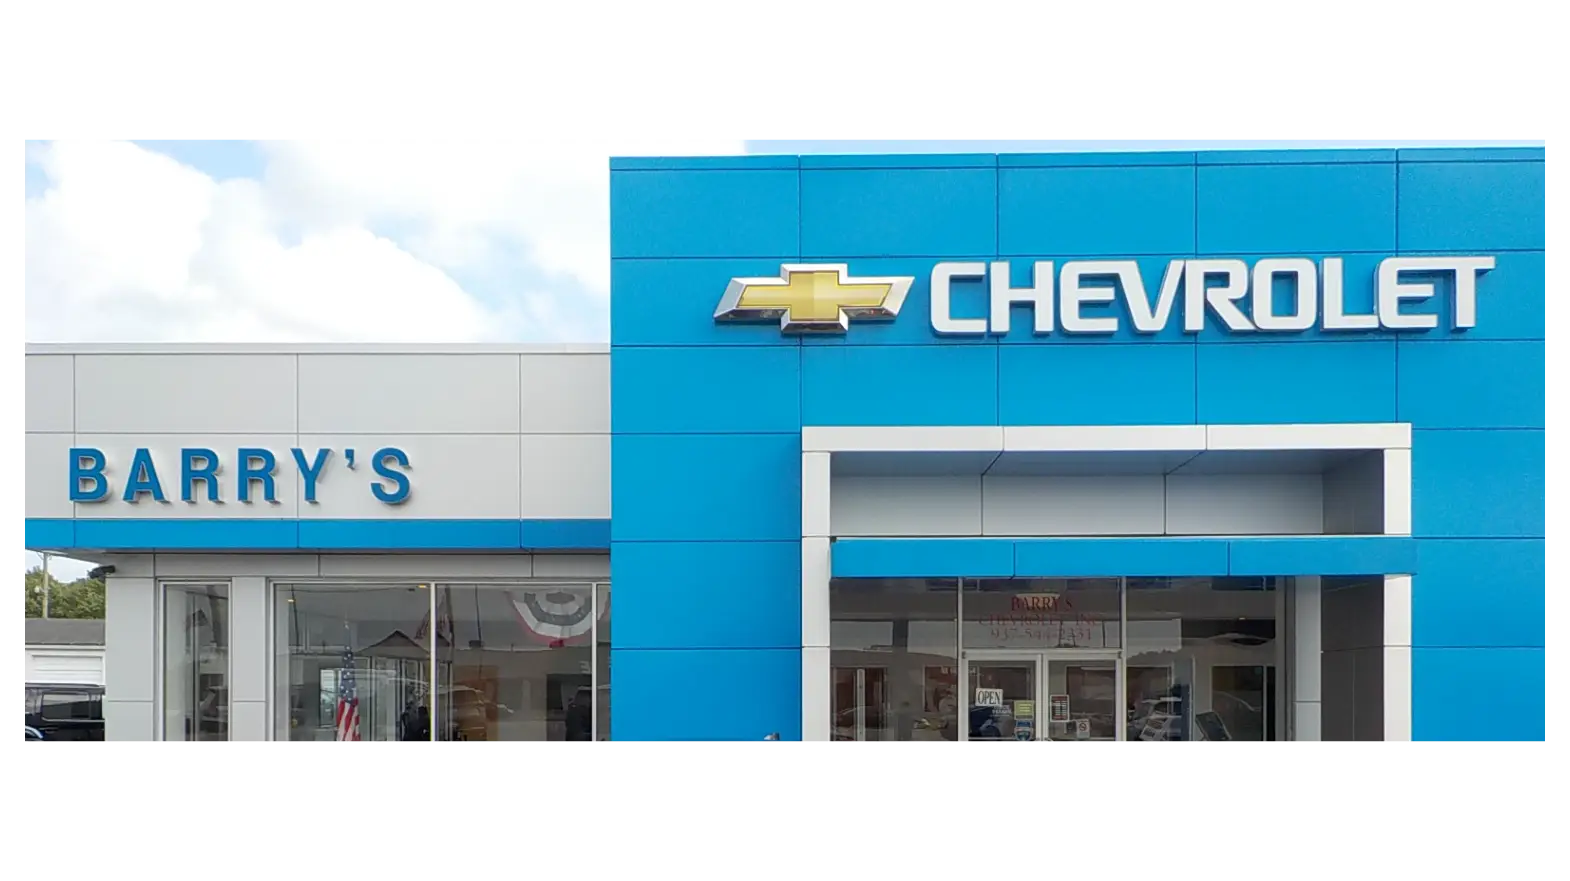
[{"xmin": 69, "ymin": 446, "xmax": 411, "ymax": 505}]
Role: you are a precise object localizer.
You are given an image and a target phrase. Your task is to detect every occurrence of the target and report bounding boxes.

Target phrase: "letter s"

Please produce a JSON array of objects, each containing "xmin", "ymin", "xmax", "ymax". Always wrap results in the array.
[{"xmin": 370, "ymin": 448, "xmax": 411, "ymax": 504}]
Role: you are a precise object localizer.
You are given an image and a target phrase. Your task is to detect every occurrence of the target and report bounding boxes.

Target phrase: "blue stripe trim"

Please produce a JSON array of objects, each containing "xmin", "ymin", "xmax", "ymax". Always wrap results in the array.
[
  {"xmin": 800, "ymin": 153, "xmax": 998, "ymax": 169},
  {"xmin": 25, "ymin": 518, "xmax": 612, "ymax": 552},
  {"xmin": 1015, "ymin": 538, "xmax": 1229, "ymax": 577},
  {"xmin": 832, "ymin": 539, "xmax": 1014, "ymax": 578},
  {"xmin": 521, "ymin": 518, "xmax": 613, "ymax": 550},
  {"xmin": 998, "ymin": 151, "xmax": 1197, "ymax": 168},
  {"xmin": 833, "ymin": 536, "xmax": 1418, "ymax": 579},
  {"xmin": 1228, "ymin": 537, "xmax": 1416, "ymax": 576}
]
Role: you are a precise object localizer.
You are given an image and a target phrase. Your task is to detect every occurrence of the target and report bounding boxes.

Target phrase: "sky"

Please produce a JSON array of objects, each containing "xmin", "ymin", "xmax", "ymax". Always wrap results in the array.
[{"xmin": 22, "ymin": 138, "xmax": 1542, "ymax": 580}]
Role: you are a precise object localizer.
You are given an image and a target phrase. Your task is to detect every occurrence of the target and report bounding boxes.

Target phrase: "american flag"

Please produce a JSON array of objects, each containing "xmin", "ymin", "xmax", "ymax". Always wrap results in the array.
[{"xmin": 333, "ymin": 644, "xmax": 361, "ymax": 742}]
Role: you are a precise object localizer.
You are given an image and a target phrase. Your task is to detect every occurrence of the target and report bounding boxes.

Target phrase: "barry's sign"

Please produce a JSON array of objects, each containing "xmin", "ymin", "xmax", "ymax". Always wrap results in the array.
[{"xmin": 69, "ymin": 445, "xmax": 413, "ymax": 505}]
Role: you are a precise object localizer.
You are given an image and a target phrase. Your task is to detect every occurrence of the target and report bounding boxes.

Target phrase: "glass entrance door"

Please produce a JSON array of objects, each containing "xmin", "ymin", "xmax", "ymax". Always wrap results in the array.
[
  {"xmin": 964, "ymin": 650, "xmax": 1124, "ymax": 741},
  {"xmin": 963, "ymin": 654, "xmax": 1040, "ymax": 741},
  {"xmin": 1042, "ymin": 653, "xmax": 1121, "ymax": 741}
]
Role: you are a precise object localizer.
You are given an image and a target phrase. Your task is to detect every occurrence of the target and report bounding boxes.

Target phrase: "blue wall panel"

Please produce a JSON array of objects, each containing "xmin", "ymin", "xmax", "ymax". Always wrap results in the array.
[
  {"xmin": 610, "ymin": 258, "xmax": 805, "ymax": 347},
  {"xmin": 610, "ymin": 169, "xmax": 799, "ymax": 258},
  {"xmin": 612, "ymin": 346, "xmax": 801, "ymax": 434},
  {"xmin": 1411, "ymin": 429, "xmax": 1544, "ymax": 538},
  {"xmin": 1412, "ymin": 647, "xmax": 1545, "ymax": 741},
  {"xmin": 802, "ymin": 344, "xmax": 997, "ymax": 426},
  {"xmin": 799, "ymin": 168, "xmax": 996, "ymax": 258},
  {"xmin": 1398, "ymin": 161, "xmax": 1545, "ymax": 251},
  {"xmin": 1414, "ymin": 539, "xmax": 1544, "ymax": 648},
  {"xmin": 998, "ymin": 166, "xmax": 1196, "ymax": 256},
  {"xmin": 611, "ymin": 541, "xmax": 801, "ymax": 649},
  {"xmin": 1195, "ymin": 341, "xmax": 1397, "ymax": 424},
  {"xmin": 1397, "ymin": 341, "xmax": 1544, "ymax": 429},
  {"xmin": 1401, "ymin": 250, "xmax": 1543, "ymax": 342},
  {"xmin": 1196, "ymin": 162, "xmax": 1397, "ymax": 253},
  {"xmin": 610, "ymin": 647, "xmax": 802, "ymax": 741},
  {"xmin": 609, "ymin": 147, "xmax": 1545, "ymax": 741},
  {"xmin": 611, "ymin": 433, "xmax": 800, "ymax": 542},
  {"xmin": 999, "ymin": 343, "xmax": 1196, "ymax": 425}
]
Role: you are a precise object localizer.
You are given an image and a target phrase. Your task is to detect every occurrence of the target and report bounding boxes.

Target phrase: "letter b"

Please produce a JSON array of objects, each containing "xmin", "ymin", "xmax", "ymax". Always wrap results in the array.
[{"xmin": 70, "ymin": 447, "xmax": 109, "ymax": 502}]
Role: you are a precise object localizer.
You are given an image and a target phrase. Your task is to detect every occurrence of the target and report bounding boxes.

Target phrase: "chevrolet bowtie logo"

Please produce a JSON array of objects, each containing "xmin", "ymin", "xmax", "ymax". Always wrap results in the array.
[{"xmin": 713, "ymin": 264, "xmax": 914, "ymax": 334}]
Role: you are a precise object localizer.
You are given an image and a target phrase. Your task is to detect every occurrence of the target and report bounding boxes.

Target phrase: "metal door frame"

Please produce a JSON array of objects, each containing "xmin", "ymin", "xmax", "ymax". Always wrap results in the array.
[
  {"xmin": 1039, "ymin": 649, "xmax": 1125, "ymax": 742},
  {"xmin": 961, "ymin": 648, "xmax": 1126, "ymax": 741}
]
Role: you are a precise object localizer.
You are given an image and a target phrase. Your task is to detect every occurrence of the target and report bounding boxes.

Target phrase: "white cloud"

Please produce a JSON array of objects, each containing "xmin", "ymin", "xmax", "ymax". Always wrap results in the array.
[{"xmin": 25, "ymin": 138, "xmax": 745, "ymax": 343}]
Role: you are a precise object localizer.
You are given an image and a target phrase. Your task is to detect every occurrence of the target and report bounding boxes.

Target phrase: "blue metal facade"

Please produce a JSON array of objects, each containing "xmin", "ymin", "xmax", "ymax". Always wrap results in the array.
[{"xmin": 607, "ymin": 147, "xmax": 1544, "ymax": 742}]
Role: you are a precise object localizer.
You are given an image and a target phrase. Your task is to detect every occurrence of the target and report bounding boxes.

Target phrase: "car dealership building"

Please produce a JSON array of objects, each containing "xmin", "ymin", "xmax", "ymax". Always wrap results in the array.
[{"xmin": 23, "ymin": 146, "xmax": 1544, "ymax": 742}]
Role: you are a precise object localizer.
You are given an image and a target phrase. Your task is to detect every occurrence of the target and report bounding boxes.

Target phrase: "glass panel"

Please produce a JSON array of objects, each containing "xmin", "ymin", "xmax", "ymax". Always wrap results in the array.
[
  {"xmin": 163, "ymin": 583, "xmax": 229, "ymax": 741},
  {"xmin": 274, "ymin": 583, "xmax": 431, "ymax": 742},
  {"xmin": 1125, "ymin": 577, "xmax": 1280, "ymax": 741},
  {"xmin": 434, "ymin": 583, "xmax": 597, "ymax": 741},
  {"xmin": 830, "ymin": 578, "xmax": 959, "ymax": 742},
  {"xmin": 967, "ymin": 661, "xmax": 1035, "ymax": 741},
  {"xmin": 1045, "ymin": 660, "xmax": 1116, "ymax": 741},
  {"xmin": 965, "ymin": 578, "xmax": 1121, "ymax": 649},
  {"xmin": 1211, "ymin": 665, "xmax": 1275, "ymax": 741},
  {"xmin": 596, "ymin": 583, "xmax": 611, "ymax": 741}
]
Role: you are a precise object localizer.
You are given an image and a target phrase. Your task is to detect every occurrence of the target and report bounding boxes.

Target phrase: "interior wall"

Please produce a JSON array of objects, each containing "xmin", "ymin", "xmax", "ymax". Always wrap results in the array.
[
  {"xmin": 831, "ymin": 473, "xmax": 1326, "ymax": 537},
  {"xmin": 1323, "ymin": 452, "xmax": 1385, "ymax": 535},
  {"xmin": 1320, "ymin": 576, "xmax": 1385, "ymax": 740}
]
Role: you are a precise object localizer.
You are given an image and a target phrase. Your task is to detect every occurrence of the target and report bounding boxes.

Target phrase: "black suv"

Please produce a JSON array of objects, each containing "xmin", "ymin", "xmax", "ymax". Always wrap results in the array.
[{"xmin": 24, "ymin": 683, "xmax": 105, "ymax": 741}]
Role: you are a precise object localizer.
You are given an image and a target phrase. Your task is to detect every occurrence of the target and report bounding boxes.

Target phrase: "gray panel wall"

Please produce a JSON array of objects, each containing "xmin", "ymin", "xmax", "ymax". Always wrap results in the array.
[
  {"xmin": 1320, "ymin": 577, "xmax": 1385, "ymax": 741},
  {"xmin": 831, "ymin": 472, "xmax": 1327, "ymax": 537},
  {"xmin": 24, "ymin": 346, "xmax": 611, "ymax": 523}
]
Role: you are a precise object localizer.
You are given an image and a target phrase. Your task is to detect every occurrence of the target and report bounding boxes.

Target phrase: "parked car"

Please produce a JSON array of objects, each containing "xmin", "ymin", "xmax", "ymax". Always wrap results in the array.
[{"xmin": 24, "ymin": 682, "xmax": 105, "ymax": 741}]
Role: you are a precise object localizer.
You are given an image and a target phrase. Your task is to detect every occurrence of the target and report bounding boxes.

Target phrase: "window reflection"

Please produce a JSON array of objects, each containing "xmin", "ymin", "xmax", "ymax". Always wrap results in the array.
[
  {"xmin": 1125, "ymin": 577, "xmax": 1280, "ymax": 742},
  {"xmin": 274, "ymin": 583, "xmax": 432, "ymax": 742},
  {"xmin": 965, "ymin": 579, "xmax": 1121, "ymax": 649},
  {"xmin": 164, "ymin": 583, "xmax": 229, "ymax": 741},
  {"xmin": 830, "ymin": 578, "xmax": 959, "ymax": 741},
  {"xmin": 596, "ymin": 583, "xmax": 611, "ymax": 741},
  {"xmin": 433, "ymin": 584, "xmax": 601, "ymax": 742}
]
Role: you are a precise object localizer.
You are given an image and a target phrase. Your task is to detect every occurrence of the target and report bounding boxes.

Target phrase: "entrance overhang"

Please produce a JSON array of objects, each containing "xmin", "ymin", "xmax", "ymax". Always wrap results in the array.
[{"xmin": 830, "ymin": 536, "xmax": 1417, "ymax": 580}]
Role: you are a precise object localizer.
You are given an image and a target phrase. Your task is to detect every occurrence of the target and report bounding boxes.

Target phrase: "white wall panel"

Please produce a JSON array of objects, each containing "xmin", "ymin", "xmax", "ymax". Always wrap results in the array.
[
  {"xmin": 154, "ymin": 554, "xmax": 322, "ymax": 578},
  {"xmin": 297, "ymin": 434, "xmax": 520, "ymax": 519},
  {"xmin": 831, "ymin": 476, "xmax": 982, "ymax": 536},
  {"xmin": 519, "ymin": 434, "xmax": 611, "ymax": 519},
  {"xmin": 531, "ymin": 554, "xmax": 610, "ymax": 579},
  {"xmin": 27, "ymin": 433, "xmax": 76, "ymax": 518},
  {"xmin": 105, "ymin": 576, "xmax": 156, "ymax": 702},
  {"xmin": 521, "ymin": 353, "xmax": 610, "ymax": 433},
  {"xmin": 71, "ymin": 434, "xmax": 300, "ymax": 518},
  {"xmin": 298, "ymin": 354, "xmax": 521, "ymax": 434},
  {"xmin": 104, "ymin": 700, "xmax": 156, "ymax": 742},
  {"xmin": 1165, "ymin": 474, "xmax": 1324, "ymax": 535},
  {"xmin": 75, "ymin": 354, "xmax": 297, "ymax": 434},
  {"xmin": 316, "ymin": 554, "xmax": 534, "ymax": 579},
  {"xmin": 828, "ymin": 473, "xmax": 1323, "ymax": 537},
  {"xmin": 26, "ymin": 355, "xmax": 74, "ymax": 433},
  {"xmin": 983, "ymin": 475, "xmax": 1166, "ymax": 536}
]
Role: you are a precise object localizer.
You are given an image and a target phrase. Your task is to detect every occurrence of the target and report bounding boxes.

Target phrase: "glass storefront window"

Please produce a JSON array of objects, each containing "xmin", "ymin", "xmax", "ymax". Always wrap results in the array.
[
  {"xmin": 964, "ymin": 578, "xmax": 1121, "ymax": 650},
  {"xmin": 433, "ymin": 583, "xmax": 601, "ymax": 742},
  {"xmin": 163, "ymin": 583, "xmax": 229, "ymax": 741},
  {"xmin": 829, "ymin": 578, "xmax": 960, "ymax": 741},
  {"xmin": 273, "ymin": 581, "xmax": 610, "ymax": 742},
  {"xmin": 596, "ymin": 583, "xmax": 611, "ymax": 741},
  {"xmin": 826, "ymin": 575, "xmax": 1288, "ymax": 743},
  {"xmin": 1125, "ymin": 577, "xmax": 1281, "ymax": 742},
  {"xmin": 274, "ymin": 583, "xmax": 433, "ymax": 742}
]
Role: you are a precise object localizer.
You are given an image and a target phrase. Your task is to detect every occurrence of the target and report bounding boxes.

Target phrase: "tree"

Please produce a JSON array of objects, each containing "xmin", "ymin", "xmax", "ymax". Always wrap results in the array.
[{"xmin": 24, "ymin": 567, "xmax": 105, "ymax": 619}]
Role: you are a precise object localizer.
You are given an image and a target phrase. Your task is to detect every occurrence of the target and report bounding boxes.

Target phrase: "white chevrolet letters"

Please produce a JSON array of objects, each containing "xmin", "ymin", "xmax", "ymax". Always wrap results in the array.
[{"xmin": 930, "ymin": 256, "xmax": 1495, "ymax": 336}]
